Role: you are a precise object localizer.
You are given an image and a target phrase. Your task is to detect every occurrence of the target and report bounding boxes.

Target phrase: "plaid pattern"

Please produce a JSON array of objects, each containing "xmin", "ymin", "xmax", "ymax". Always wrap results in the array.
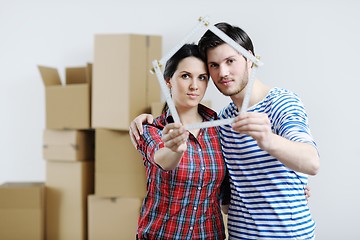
[{"xmin": 136, "ymin": 104, "xmax": 226, "ymax": 240}]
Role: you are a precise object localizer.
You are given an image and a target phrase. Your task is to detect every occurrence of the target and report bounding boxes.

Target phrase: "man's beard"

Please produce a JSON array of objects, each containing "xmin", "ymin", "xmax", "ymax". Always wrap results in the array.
[{"xmin": 215, "ymin": 78, "xmax": 248, "ymax": 97}]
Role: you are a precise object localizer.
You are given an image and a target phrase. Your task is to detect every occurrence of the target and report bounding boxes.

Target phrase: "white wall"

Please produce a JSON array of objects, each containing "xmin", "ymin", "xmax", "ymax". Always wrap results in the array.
[{"xmin": 1, "ymin": 0, "xmax": 359, "ymax": 239}]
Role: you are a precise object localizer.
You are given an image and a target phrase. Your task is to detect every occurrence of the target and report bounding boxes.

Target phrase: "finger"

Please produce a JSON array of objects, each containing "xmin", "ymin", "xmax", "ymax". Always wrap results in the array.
[
  {"xmin": 170, "ymin": 130, "xmax": 188, "ymax": 144},
  {"xmin": 232, "ymin": 115, "xmax": 268, "ymax": 128},
  {"xmin": 130, "ymin": 122, "xmax": 141, "ymax": 140},
  {"xmin": 162, "ymin": 125, "xmax": 185, "ymax": 142},
  {"xmin": 163, "ymin": 127, "xmax": 188, "ymax": 146},
  {"xmin": 135, "ymin": 120, "xmax": 144, "ymax": 135},
  {"xmin": 146, "ymin": 115, "xmax": 154, "ymax": 124},
  {"xmin": 162, "ymin": 123, "xmax": 182, "ymax": 135},
  {"xmin": 133, "ymin": 114, "xmax": 154, "ymax": 135},
  {"xmin": 129, "ymin": 128, "xmax": 138, "ymax": 149},
  {"xmin": 164, "ymin": 133, "xmax": 188, "ymax": 149}
]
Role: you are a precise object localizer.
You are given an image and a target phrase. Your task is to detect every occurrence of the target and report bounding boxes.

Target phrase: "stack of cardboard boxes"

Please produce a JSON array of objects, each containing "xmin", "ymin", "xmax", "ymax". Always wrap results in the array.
[
  {"xmin": 88, "ymin": 34, "xmax": 162, "ymax": 239},
  {"xmin": 38, "ymin": 64, "xmax": 95, "ymax": 240},
  {"xmin": 1, "ymin": 32, "xmax": 228, "ymax": 239},
  {"xmin": 0, "ymin": 182, "xmax": 45, "ymax": 240}
]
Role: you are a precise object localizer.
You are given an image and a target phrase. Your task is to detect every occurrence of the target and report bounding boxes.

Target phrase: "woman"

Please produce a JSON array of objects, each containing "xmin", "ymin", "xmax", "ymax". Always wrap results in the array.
[{"xmin": 135, "ymin": 44, "xmax": 227, "ymax": 239}]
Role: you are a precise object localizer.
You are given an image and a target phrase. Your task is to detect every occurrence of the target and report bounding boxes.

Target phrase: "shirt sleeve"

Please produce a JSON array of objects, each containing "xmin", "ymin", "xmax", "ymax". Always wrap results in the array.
[
  {"xmin": 136, "ymin": 124, "xmax": 165, "ymax": 167},
  {"xmin": 271, "ymin": 92, "xmax": 318, "ymax": 149}
]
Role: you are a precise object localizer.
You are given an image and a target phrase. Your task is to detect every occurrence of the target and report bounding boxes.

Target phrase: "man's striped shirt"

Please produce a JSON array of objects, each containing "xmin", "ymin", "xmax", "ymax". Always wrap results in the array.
[{"xmin": 219, "ymin": 88, "xmax": 317, "ymax": 239}]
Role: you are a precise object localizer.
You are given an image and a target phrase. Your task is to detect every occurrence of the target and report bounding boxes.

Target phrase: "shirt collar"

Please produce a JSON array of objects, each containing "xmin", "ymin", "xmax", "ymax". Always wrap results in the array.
[{"xmin": 164, "ymin": 103, "xmax": 218, "ymax": 125}]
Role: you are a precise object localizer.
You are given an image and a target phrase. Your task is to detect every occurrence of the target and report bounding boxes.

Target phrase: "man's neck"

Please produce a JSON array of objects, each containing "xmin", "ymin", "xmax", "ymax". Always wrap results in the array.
[{"xmin": 231, "ymin": 80, "xmax": 271, "ymax": 111}]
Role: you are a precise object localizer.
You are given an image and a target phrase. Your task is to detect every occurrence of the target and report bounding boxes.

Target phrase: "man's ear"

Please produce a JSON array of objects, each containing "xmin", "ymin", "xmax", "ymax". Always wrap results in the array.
[{"xmin": 247, "ymin": 50, "xmax": 254, "ymax": 68}]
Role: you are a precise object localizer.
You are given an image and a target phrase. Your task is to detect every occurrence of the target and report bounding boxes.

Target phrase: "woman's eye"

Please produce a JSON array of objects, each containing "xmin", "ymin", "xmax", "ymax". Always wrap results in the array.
[{"xmin": 181, "ymin": 74, "xmax": 190, "ymax": 79}]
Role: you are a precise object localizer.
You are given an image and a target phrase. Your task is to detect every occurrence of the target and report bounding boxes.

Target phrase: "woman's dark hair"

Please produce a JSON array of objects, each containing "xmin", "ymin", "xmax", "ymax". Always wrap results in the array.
[
  {"xmin": 198, "ymin": 22, "xmax": 255, "ymax": 61},
  {"xmin": 161, "ymin": 43, "xmax": 207, "ymax": 113},
  {"xmin": 163, "ymin": 43, "xmax": 206, "ymax": 79}
]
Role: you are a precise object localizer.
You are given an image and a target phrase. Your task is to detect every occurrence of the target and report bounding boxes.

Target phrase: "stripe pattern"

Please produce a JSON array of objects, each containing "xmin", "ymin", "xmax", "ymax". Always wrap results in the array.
[{"xmin": 219, "ymin": 88, "xmax": 317, "ymax": 239}]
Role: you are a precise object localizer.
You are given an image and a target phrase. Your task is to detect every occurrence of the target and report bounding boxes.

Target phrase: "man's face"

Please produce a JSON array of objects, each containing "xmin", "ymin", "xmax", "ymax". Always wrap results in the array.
[{"xmin": 206, "ymin": 43, "xmax": 251, "ymax": 97}]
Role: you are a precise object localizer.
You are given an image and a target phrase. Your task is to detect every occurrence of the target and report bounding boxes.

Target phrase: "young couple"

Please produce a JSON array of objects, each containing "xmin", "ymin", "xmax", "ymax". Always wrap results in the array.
[{"xmin": 130, "ymin": 22, "xmax": 320, "ymax": 239}]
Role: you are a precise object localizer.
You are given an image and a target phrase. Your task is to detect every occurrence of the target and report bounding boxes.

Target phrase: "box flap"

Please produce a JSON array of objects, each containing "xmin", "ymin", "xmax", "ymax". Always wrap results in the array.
[
  {"xmin": 38, "ymin": 66, "xmax": 62, "ymax": 86},
  {"xmin": 86, "ymin": 63, "xmax": 92, "ymax": 86},
  {"xmin": 66, "ymin": 67, "xmax": 87, "ymax": 84},
  {"xmin": 43, "ymin": 129, "xmax": 78, "ymax": 145}
]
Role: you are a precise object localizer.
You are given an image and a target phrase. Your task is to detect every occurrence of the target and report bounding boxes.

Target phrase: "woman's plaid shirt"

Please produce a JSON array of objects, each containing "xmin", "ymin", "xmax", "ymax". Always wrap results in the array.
[{"xmin": 136, "ymin": 104, "xmax": 227, "ymax": 240}]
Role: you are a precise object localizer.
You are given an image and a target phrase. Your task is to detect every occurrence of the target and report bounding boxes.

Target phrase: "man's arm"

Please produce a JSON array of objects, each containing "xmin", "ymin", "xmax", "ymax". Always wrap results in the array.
[
  {"xmin": 129, "ymin": 114, "xmax": 154, "ymax": 148},
  {"xmin": 231, "ymin": 112, "xmax": 320, "ymax": 175}
]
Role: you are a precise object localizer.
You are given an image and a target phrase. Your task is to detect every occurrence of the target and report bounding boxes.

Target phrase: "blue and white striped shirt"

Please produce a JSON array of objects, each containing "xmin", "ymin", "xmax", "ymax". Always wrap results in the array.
[{"xmin": 219, "ymin": 88, "xmax": 317, "ymax": 239}]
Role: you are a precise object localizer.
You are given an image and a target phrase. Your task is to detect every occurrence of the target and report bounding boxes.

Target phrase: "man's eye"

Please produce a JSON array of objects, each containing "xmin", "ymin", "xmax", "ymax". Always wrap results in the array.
[
  {"xmin": 227, "ymin": 58, "xmax": 236, "ymax": 64},
  {"xmin": 199, "ymin": 75, "xmax": 209, "ymax": 81}
]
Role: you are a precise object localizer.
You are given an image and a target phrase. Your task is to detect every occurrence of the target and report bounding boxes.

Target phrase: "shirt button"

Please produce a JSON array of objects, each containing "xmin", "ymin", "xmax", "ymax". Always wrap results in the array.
[
  {"xmin": 198, "ymin": 148, "xmax": 202, "ymax": 152},
  {"xmin": 197, "ymin": 187, "xmax": 201, "ymax": 190},
  {"xmin": 194, "ymin": 207, "xmax": 197, "ymax": 210},
  {"xmin": 190, "ymin": 226, "xmax": 193, "ymax": 231},
  {"xmin": 202, "ymin": 167, "xmax": 205, "ymax": 171}
]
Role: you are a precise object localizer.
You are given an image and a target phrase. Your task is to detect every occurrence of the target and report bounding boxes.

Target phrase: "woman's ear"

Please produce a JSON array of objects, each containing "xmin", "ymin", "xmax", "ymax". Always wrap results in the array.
[{"xmin": 165, "ymin": 78, "xmax": 171, "ymax": 89}]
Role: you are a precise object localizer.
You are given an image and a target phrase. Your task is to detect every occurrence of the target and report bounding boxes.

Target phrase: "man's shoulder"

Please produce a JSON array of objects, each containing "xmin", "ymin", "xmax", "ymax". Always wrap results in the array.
[
  {"xmin": 218, "ymin": 102, "xmax": 237, "ymax": 119},
  {"xmin": 266, "ymin": 87, "xmax": 301, "ymax": 103}
]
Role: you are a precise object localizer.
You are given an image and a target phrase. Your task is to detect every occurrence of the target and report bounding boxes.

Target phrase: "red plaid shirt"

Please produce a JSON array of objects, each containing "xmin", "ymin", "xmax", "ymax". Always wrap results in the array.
[{"xmin": 136, "ymin": 104, "xmax": 226, "ymax": 240}]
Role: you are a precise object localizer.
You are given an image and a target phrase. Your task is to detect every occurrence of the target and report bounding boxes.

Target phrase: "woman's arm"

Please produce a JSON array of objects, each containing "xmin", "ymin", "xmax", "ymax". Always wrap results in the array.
[{"xmin": 154, "ymin": 123, "xmax": 189, "ymax": 171}]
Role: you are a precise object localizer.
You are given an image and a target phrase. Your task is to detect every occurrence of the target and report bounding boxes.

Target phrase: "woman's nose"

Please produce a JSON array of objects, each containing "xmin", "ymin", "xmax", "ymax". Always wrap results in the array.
[{"xmin": 189, "ymin": 80, "xmax": 199, "ymax": 90}]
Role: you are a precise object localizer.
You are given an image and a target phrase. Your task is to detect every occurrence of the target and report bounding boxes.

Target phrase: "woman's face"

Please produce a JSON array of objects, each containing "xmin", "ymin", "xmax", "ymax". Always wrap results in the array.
[{"xmin": 168, "ymin": 56, "xmax": 209, "ymax": 110}]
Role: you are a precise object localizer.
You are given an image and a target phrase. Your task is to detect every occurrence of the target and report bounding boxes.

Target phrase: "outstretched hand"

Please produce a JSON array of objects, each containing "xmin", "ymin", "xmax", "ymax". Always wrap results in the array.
[
  {"xmin": 162, "ymin": 123, "xmax": 189, "ymax": 153},
  {"xmin": 231, "ymin": 112, "xmax": 273, "ymax": 151}
]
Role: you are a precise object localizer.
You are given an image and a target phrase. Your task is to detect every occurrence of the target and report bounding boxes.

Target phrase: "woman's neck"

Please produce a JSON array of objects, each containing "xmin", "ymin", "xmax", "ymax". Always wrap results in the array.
[
  {"xmin": 177, "ymin": 106, "xmax": 202, "ymax": 126},
  {"xmin": 176, "ymin": 105, "xmax": 203, "ymax": 137}
]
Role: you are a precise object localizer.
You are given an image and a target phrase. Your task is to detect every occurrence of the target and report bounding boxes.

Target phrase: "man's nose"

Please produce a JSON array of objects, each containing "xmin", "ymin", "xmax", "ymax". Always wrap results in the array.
[{"xmin": 219, "ymin": 65, "xmax": 229, "ymax": 78}]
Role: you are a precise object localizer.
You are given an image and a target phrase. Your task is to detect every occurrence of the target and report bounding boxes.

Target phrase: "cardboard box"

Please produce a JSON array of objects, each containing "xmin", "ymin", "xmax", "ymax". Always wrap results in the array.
[
  {"xmin": 0, "ymin": 182, "xmax": 45, "ymax": 240},
  {"xmin": 43, "ymin": 129, "xmax": 95, "ymax": 161},
  {"xmin": 38, "ymin": 63, "xmax": 92, "ymax": 129},
  {"xmin": 88, "ymin": 195, "xmax": 142, "ymax": 240},
  {"xmin": 92, "ymin": 34, "xmax": 162, "ymax": 130},
  {"xmin": 95, "ymin": 129, "xmax": 146, "ymax": 198},
  {"xmin": 46, "ymin": 161, "xmax": 94, "ymax": 240},
  {"xmin": 151, "ymin": 102, "xmax": 165, "ymax": 118}
]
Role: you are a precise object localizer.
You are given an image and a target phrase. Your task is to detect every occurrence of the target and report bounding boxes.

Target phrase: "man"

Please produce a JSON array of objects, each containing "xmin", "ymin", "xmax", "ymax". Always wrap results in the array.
[{"xmin": 130, "ymin": 22, "xmax": 320, "ymax": 239}]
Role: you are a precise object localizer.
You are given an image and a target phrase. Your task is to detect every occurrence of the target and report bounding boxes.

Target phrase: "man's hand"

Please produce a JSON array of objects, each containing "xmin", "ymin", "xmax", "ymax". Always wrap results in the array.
[
  {"xmin": 231, "ymin": 112, "xmax": 273, "ymax": 151},
  {"xmin": 129, "ymin": 114, "xmax": 154, "ymax": 148},
  {"xmin": 305, "ymin": 185, "xmax": 311, "ymax": 201}
]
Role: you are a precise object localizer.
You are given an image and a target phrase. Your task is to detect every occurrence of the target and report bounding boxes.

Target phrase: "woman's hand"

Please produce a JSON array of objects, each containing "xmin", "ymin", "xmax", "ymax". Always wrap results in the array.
[{"xmin": 161, "ymin": 123, "xmax": 189, "ymax": 153}]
